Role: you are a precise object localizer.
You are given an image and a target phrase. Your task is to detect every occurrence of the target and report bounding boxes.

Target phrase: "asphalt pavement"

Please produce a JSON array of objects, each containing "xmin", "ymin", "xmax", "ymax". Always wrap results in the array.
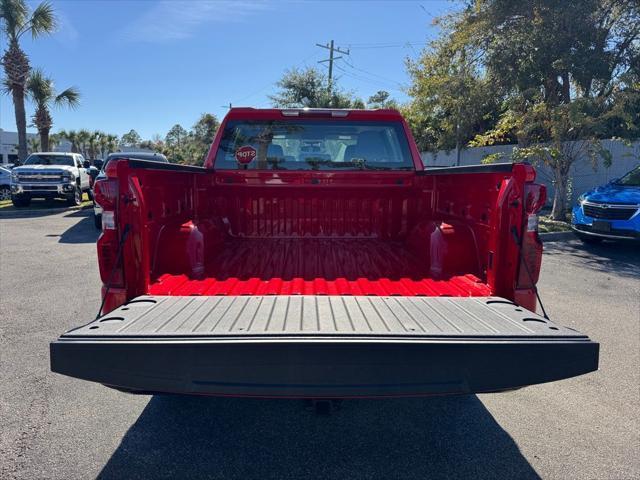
[{"xmin": 0, "ymin": 209, "xmax": 638, "ymax": 479}]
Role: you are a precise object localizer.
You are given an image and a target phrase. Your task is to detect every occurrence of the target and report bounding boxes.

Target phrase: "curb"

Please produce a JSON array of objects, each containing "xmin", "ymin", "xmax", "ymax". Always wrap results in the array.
[
  {"xmin": 539, "ymin": 231, "xmax": 574, "ymax": 242},
  {"xmin": 0, "ymin": 204, "xmax": 92, "ymax": 219}
]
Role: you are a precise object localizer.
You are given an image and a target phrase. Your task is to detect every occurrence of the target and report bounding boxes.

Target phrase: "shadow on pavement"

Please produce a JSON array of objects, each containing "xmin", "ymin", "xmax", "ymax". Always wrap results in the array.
[
  {"xmin": 58, "ymin": 210, "xmax": 100, "ymax": 244},
  {"xmin": 544, "ymin": 239, "xmax": 640, "ymax": 279},
  {"xmin": 98, "ymin": 395, "xmax": 539, "ymax": 480},
  {"xmin": 0, "ymin": 199, "xmax": 85, "ymax": 218}
]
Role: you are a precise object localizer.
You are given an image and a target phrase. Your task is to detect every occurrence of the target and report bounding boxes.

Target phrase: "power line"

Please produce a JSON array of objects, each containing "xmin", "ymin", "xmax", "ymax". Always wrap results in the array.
[
  {"xmin": 341, "ymin": 58, "xmax": 404, "ymax": 87},
  {"xmin": 332, "ymin": 64, "xmax": 404, "ymax": 93},
  {"xmin": 347, "ymin": 43, "xmax": 428, "ymax": 50},
  {"xmin": 316, "ymin": 40, "xmax": 350, "ymax": 95},
  {"xmin": 227, "ymin": 49, "xmax": 321, "ymax": 107}
]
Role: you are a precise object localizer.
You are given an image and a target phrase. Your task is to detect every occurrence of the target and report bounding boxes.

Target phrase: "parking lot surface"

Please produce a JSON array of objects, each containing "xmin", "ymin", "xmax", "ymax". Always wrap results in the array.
[{"xmin": 1, "ymin": 210, "xmax": 638, "ymax": 479}]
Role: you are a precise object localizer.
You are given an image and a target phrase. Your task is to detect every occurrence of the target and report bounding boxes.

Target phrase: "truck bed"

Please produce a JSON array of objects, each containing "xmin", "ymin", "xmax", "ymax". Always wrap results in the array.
[
  {"xmin": 50, "ymin": 295, "xmax": 599, "ymax": 397},
  {"xmin": 148, "ymin": 238, "xmax": 491, "ymax": 297}
]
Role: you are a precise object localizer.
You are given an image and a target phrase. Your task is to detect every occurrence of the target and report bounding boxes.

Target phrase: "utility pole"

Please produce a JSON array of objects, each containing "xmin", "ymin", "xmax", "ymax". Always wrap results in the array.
[{"xmin": 316, "ymin": 40, "xmax": 350, "ymax": 96}]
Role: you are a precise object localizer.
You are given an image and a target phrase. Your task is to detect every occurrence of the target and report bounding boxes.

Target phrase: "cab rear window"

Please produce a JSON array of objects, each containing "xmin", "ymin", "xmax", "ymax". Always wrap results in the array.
[{"xmin": 214, "ymin": 120, "xmax": 414, "ymax": 171}]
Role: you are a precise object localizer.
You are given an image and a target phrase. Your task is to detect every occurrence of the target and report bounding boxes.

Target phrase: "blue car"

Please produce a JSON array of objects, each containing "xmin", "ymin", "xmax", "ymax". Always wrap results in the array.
[{"xmin": 572, "ymin": 164, "xmax": 640, "ymax": 243}]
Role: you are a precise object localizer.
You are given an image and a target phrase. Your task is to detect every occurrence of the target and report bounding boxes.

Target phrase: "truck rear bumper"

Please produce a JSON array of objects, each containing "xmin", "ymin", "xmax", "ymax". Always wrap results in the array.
[{"xmin": 50, "ymin": 296, "xmax": 599, "ymax": 398}]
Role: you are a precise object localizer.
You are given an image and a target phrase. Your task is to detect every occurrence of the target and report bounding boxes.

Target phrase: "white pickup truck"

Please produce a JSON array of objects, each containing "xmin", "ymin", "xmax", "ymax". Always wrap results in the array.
[{"xmin": 10, "ymin": 152, "xmax": 91, "ymax": 207}]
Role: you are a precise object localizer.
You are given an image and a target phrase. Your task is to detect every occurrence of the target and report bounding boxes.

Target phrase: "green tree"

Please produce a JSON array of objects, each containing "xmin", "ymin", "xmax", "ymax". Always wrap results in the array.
[
  {"xmin": 0, "ymin": 0, "xmax": 56, "ymax": 161},
  {"xmin": 120, "ymin": 129, "xmax": 141, "ymax": 147},
  {"xmin": 405, "ymin": 36, "xmax": 501, "ymax": 155},
  {"xmin": 191, "ymin": 113, "xmax": 219, "ymax": 146},
  {"xmin": 407, "ymin": 0, "xmax": 639, "ymax": 217},
  {"xmin": 98, "ymin": 131, "xmax": 109, "ymax": 158},
  {"xmin": 58, "ymin": 129, "xmax": 79, "ymax": 152},
  {"xmin": 367, "ymin": 90, "xmax": 398, "ymax": 109},
  {"xmin": 460, "ymin": 0, "xmax": 640, "ymax": 218},
  {"xmin": 76, "ymin": 128, "xmax": 90, "ymax": 157},
  {"xmin": 141, "ymin": 114, "xmax": 220, "ymax": 166},
  {"xmin": 165, "ymin": 124, "xmax": 188, "ymax": 147},
  {"xmin": 86, "ymin": 130, "xmax": 102, "ymax": 159},
  {"xmin": 270, "ymin": 67, "xmax": 361, "ymax": 108},
  {"xmin": 189, "ymin": 113, "xmax": 219, "ymax": 165},
  {"xmin": 48, "ymin": 131, "xmax": 60, "ymax": 150},
  {"xmin": 105, "ymin": 134, "xmax": 119, "ymax": 155},
  {"xmin": 26, "ymin": 68, "xmax": 79, "ymax": 151},
  {"xmin": 27, "ymin": 135, "xmax": 39, "ymax": 153}
]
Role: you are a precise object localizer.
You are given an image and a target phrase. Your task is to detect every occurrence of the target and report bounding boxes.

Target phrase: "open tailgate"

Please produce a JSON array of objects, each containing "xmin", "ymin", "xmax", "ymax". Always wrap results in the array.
[{"xmin": 50, "ymin": 296, "xmax": 598, "ymax": 398}]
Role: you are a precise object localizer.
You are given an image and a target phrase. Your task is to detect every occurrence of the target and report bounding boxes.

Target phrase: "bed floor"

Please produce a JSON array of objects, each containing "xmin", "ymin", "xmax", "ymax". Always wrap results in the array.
[{"xmin": 149, "ymin": 238, "xmax": 491, "ymax": 297}]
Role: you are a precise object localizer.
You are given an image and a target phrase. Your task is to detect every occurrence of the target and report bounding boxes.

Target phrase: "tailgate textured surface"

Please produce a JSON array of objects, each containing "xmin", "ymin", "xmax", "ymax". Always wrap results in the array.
[{"xmin": 65, "ymin": 296, "xmax": 586, "ymax": 339}]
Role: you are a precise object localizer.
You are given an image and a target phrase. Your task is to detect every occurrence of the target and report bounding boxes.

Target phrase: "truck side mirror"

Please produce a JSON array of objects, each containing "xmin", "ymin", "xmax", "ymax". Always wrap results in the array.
[
  {"xmin": 94, "ymin": 159, "xmax": 104, "ymax": 169},
  {"xmin": 83, "ymin": 160, "xmax": 91, "ymax": 169}
]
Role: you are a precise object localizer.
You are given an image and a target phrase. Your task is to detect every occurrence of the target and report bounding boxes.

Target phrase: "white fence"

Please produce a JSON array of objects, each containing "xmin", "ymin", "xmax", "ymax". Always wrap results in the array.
[{"xmin": 421, "ymin": 139, "xmax": 640, "ymax": 206}]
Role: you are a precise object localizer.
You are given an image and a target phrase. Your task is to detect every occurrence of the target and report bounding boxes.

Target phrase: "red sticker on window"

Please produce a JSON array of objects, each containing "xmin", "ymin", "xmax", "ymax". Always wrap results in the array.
[{"xmin": 235, "ymin": 145, "xmax": 257, "ymax": 165}]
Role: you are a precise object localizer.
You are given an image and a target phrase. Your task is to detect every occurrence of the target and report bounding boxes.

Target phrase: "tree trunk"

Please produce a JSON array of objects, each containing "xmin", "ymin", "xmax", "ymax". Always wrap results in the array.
[
  {"xmin": 551, "ymin": 167, "xmax": 569, "ymax": 220},
  {"xmin": 3, "ymin": 40, "xmax": 31, "ymax": 163},
  {"xmin": 560, "ymin": 71, "xmax": 571, "ymax": 104},
  {"xmin": 12, "ymin": 88, "xmax": 28, "ymax": 162},
  {"xmin": 40, "ymin": 128, "xmax": 50, "ymax": 152}
]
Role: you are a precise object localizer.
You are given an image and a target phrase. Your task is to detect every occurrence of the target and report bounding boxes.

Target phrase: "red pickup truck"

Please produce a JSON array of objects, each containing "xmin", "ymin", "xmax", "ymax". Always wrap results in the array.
[{"xmin": 50, "ymin": 108, "xmax": 598, "ymax": 398}]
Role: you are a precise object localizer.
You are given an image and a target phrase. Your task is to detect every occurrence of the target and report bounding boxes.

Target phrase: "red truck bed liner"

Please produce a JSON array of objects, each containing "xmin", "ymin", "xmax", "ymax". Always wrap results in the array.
[{"xmin": 148, "ymin": 238, "xmax": 491, "ymax": 297}]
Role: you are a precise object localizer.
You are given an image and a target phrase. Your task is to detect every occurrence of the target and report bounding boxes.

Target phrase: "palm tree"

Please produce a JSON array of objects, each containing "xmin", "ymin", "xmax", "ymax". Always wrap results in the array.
[
  {"xmin": 98, "ymin": 131, "xmax": 108, "ymax": 158},
  {"xmin": 26, "ymin": 68, "xmax": 80, "ymax": 151},
  {"xmin": 48, "ymin": 132, "xmax": 60, "ymax": 150},
  {"xmin": 0, "ymin": 0, "xmax": 56, "ymax": 161},
  {"xmin": 58, "ymin": 129, "xmax": 79, "ymax": 153},
  {"xmin": 27, "ymin": 135, "xmax": 40, "ymax": 153},
  {"xmin": 106, "ymin": 134, "xmax": 119, "ymax": 155},
  {"xmin": 76, "ymin": 129, "xmax": 90, "ymax": 158},
  {"xmin": 87, "ymin": 130, "xmax": 101, "ymax": 159}
]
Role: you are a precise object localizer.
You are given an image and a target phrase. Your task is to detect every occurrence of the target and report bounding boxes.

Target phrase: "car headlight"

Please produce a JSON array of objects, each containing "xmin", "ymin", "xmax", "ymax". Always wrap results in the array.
[
  {"xmin": 576, "ymin": 194, "xmax": 587, "ymax": 206},
  {"xmin": 62, "ymin": 173, "xmax": 73, "ymax": 182}
]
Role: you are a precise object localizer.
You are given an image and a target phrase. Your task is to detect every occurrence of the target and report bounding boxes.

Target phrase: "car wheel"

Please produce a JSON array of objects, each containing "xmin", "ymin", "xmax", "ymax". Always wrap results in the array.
[
  {"xmin": 94, "ymin": 213, "xmax": 102, "ymax": 230},
  {"xmin": 67, "ymin": 187, "xmax": 82, "ymax": 206},
  {"xmin": 11, "ymin": 193, "xmax": 31, "ymax": 207},
  {"xmin": 0, "ymin": 186, "xmax": 10, "ymax": 201}
]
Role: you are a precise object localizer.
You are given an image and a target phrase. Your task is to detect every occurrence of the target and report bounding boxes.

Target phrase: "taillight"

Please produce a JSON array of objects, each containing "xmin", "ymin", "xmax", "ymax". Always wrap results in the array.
[
  {"xmin": 518, "ymin": 183, "xmax": 547, "ymax": 297},
  {"xmin": 98, "ymin": 238, "xmax": 124, "ymax": 286},
  {"xmin": 96, "ymin": 159, "xmax": 125, "ymax": 300},
  {"xmin": 93, "ymin": 178, "xmax": 118, "ymax": 213}
]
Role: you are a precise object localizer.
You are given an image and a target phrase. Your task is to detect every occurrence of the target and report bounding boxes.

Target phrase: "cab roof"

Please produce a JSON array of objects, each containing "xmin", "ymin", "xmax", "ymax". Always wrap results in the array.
[{"xmin": 224, "ymin": 107, "xmax": 404, "ymax": 122}]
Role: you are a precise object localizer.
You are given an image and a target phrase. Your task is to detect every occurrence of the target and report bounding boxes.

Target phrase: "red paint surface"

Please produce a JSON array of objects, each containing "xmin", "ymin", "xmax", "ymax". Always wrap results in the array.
[{"xmin": 148, "ymin": 238, "xmax": 491, "ymax": 297}]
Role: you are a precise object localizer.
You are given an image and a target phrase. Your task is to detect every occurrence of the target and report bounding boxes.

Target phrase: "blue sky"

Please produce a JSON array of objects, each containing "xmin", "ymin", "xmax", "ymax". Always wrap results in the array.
[{"xmin": 1, "ymin": 0, "xmax": 454, "ymax": 140}]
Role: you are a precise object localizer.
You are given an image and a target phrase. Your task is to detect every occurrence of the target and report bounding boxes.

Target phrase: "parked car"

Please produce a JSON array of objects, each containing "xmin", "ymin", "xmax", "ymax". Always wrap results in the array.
[
  {"xmin": 92, "ymin": 152, "xmax": 168, "ymax": 229},
  {"xmin": 10, "ymin": 152, "xmax": 91, "ymax": 207},
  {"xmin": 51, "ymin": 108, "xmax": 598, "ymax": 400},
  {"xmin": 0, "ymin": 166, "xmax": 12, "ymax": 201},
  {"xmin": 572, "ymin": 164, "xmax": 640, "ymax": 243}
]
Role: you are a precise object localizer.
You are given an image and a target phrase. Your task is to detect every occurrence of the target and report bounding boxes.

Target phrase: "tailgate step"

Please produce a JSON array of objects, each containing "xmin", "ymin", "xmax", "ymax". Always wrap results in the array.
[{"xmin": 50, "ymin": 296, "xmax": 599, "ymax": 397}]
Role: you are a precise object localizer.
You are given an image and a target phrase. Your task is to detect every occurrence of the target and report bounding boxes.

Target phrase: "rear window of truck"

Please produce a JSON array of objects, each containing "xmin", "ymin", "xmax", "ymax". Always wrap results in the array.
[{"xmin": 215, "ymin": 120, "xmax": 414, "ymax": 171}]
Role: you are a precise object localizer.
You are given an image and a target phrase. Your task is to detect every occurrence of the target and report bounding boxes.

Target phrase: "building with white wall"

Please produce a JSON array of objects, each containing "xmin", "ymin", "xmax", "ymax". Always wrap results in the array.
[
  {"xmin": 0, "ymin": 129, "xmax": 38, "ymax": 164},
  {"xmin": 0, "ymin": 129, "xmax": 148, "ymax": 163}
]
